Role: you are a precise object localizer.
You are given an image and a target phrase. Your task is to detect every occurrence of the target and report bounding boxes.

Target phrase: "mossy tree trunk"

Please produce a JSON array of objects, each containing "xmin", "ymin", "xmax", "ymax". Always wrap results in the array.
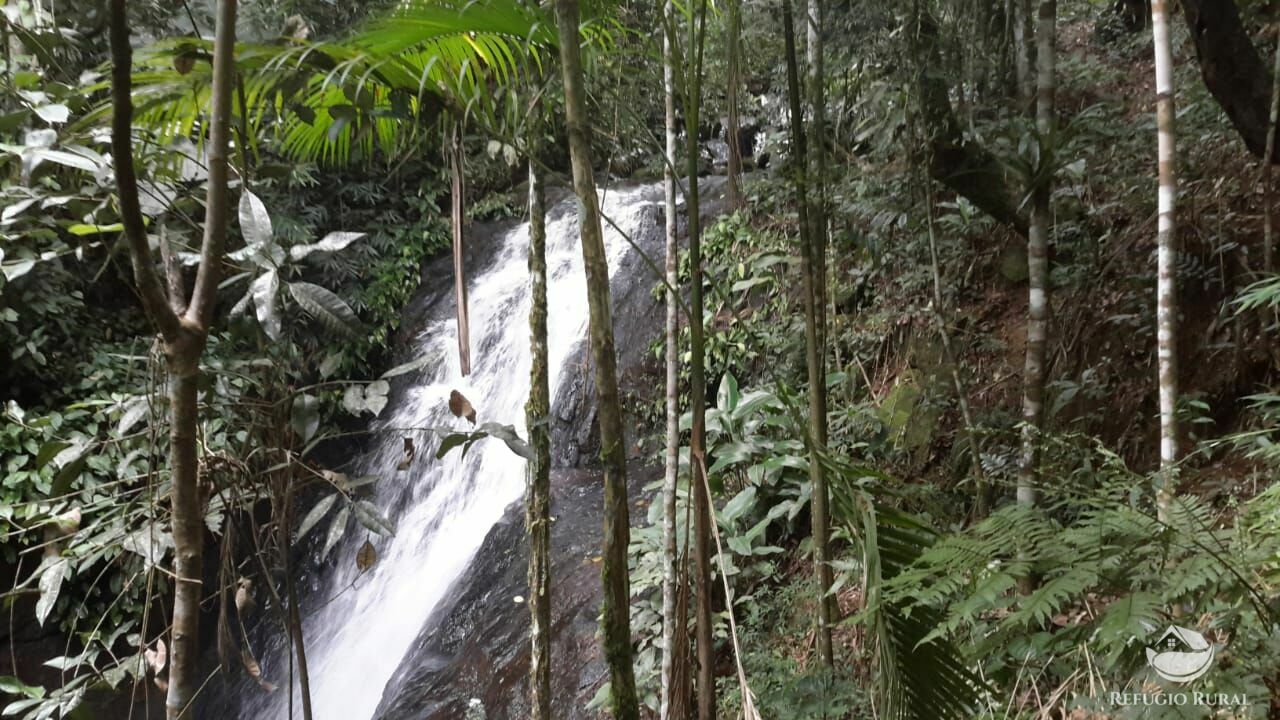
[{"xmin": 553, "ymin": 1, "xmax": 640, "ymax": 716}]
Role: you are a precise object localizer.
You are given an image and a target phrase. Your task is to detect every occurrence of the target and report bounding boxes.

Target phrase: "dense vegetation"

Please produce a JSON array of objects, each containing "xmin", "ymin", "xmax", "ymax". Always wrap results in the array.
[{"xmin": 1, "ymin": 0, "xmax": 1279, "ymax": 718}]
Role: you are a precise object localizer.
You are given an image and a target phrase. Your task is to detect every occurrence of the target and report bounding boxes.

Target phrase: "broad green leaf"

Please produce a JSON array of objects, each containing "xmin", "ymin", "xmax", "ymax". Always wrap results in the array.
[
  {"xmin": 238, "ymin": 190, "xmax": 273, "ymax": 247},
  {"xmin": 33, "ymin": 104, "xmax": 68, "ymax": 124},
  {"xmin": 288, "ymin": 231, "xmax": 365, "ymax": 261},
  {"xmin": 288, "ymin": 282, "xmax": 362, "ymax": 339},
  {"xmin": 435, "ymin": 432, "xmax": 473, "ymax": 460},
  {"xmin": 478, "ymin": 422, "xmax": 534, "ymax": 461},
  {"xmin": 720, "ymin": 486, "xmax": 756, "ymax": 525},
  {"xmin": 297, "ymin": 494, "xmax": 337, "ymax": 541},
  {"xmin": 716, "ymin": 372, "xmax": 740, "ymax": 411},
  {"xmin": 380, "ymin": 353, "xmax": 435, "ymax": 379},
  {"xmin": 251, "ymin": 270, "xmax": 281, "ymax": 341},
  {"xmin": 352, "ymin": 500, "xmax": 396, "ymax": 537},
  {"xmin": 322, "ymin": 506, "xmax": 350, "ymax": 560},
  {"xmin": 364, "ymin": 381, "xmax": 389, "ymax": 416},
  {"xmin": 35, "ymin": 557, "xmax": 68, "ymax": 626},
  {"xmin": 290, "ymin": 393, "xmax": 320, "ymax": 444}
]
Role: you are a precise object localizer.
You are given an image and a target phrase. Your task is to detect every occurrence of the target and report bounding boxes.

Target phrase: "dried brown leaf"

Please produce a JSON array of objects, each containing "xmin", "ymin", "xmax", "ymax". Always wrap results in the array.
[
  {"xmin": 241, "ymin": 647, "xmax": 278, "ymax": 692},
  {"xmin": 396, "ymin": 437, "xmax": 415, "ymax": 471},
  {"xmin": 448, "ymin": 390, "xmax": 477, "ymax": 424},
  {"xmin": 356, "ymin": 539, "xmax": 377, "ymax": 571}
]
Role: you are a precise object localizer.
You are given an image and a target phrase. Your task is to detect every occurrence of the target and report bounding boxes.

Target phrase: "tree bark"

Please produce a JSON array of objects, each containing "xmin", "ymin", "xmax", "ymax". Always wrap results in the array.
[
  {"xmin": 660, "ymin": 0, "xmax": 686, "ymax": 715},
  {"xmin": 451, "ymin": 123, "xmax": 472, "ymax": 376},
  {"xmin": 553, "ymin": 2, "xmax": 640, "ymax": 717},
  {"xmin": 1017, "ymin": 0, "xmax": 1055, "ymax": 558},
  {"xmin": 1264, "ymin": 21, "xmax": 1280, "ymax": 274},
  {"xmin": 1152, "ymin": 0, "xmax": 1180, "ymax": 521},
  {"xmin": 725, "ymin": 0, "xmax": 744, "ymax": 209},
  {"xmin": 525, "ymin": 151, "xmax": 552, "ymax": 720},
  {"xmin": 1179, "ymin": 0, "xmax": 1279, "ymax": 164},
  {"xmin": 111, "ymin": 1, "xmax": 236, "ymax": 716},
  {"xmin": 1012, "ymin": 0, "xmax": 1034, "ymax": 111},
  {"xmin": 783, "ymin": 0, "xmax": 834, "ymax": 667},
  {"xmin": 680, "ymin": 0, "xmax": 716, "ymax": 715}
]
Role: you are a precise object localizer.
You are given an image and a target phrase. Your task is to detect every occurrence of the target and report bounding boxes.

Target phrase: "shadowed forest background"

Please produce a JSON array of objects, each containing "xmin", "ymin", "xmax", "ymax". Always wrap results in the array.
[{"xmin": 2, "ymin": 0, "xmax": 1280, "ymax": 718}]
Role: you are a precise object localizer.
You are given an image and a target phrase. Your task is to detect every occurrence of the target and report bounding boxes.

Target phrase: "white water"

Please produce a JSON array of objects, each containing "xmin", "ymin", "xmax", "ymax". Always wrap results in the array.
[{"xmin": 246, "ymin": 185, "xmax": 660, "ymax": 720}]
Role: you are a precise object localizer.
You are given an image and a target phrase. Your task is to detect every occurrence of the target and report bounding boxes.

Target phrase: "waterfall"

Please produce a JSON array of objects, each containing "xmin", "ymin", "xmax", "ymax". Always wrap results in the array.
[{"xmin": 241, "ymin": 183, "xmax": 662, "ymax": 720}]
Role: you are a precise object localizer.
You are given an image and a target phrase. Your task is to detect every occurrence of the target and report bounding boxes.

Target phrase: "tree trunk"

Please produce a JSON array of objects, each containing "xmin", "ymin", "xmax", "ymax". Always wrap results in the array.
[
  {"xmin": 1017, "ymin": 0, "xmax": 1054, "ymax": 561},
  {"xmin": 1264, "ymin": 23, "xmax": 1280, "ymax": 274},
  {"xmin": 660, "ymin": 0, "xmax": 686, "ymax": 715},
  {"xmin": 1012, "ymin": 0, "xmax": 1034, "ymax": 110},
  {"xmin": 725, "ymin": 0, "xmax": 744, "ymax": 208},
  {"xmin": 783, "ymin": 0, "xmax": 834, "ymax": 666},
  {"xmin": 553, "ymin": 2, "xmax": 640, "ymax": 717},
  {"xmin": 1151, "ymin": 0, "xmax": 1180, "ymax": 521},
  {"xmin": 525, "ymin": 152, "xmax": 552, "ymax": 720},
  {"xmin": 680, "ymin": 0, "xmax": 716, "ymax": 715},
  {"xmin": 806, "ymin": 0, "xmax": 829, "ymax": 390},
  {"xmin": 111, "ymin": 1, "xmax": 236, "ymax": 716},
  {"xmin": 1179, "ymin": 0, "xmax": 1279, "ymax": 164},
  {"xmin": 451, "ymin": 123, "xmax": 472, "ymax": 376}
]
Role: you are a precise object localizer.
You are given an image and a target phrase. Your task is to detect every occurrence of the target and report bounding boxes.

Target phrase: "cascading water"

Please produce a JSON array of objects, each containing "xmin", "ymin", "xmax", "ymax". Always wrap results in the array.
[{"xmin": 241, "ymin": 184, "xmax": 663, "ymax": 720}]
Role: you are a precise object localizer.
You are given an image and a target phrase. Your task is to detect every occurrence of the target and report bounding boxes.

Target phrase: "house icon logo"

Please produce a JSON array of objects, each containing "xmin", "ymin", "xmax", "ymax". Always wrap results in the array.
[{"xmin": 1146, "ymin": 625, "xmax": 1215, "ymax": 683}]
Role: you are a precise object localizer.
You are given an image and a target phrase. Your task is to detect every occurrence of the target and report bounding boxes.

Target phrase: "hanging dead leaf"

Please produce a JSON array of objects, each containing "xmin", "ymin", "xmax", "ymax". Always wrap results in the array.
[
  {"xmin": 356, "ymin": 539, "xmax": 377, "ymax": 571},
  {"xmin": 144, "ymin": 638, "xmax": 167, "ymax": 674},
  {"xmin": 240, "ymin": 647, "xmax": 278, "ymax": 692},
  {"xmin": 235, "ymin": 577, "xmax": 255, "ymax": 617},
  {"xmin": 396, "ymin": 437, "xmax": 415, "ymax": 471},
  {"xmin": 154, "ymin": 675, "xmax": 168, "ymax": 692},
  {"xmin": 172, "ymin": 51, "xmax": 196, "ymax": 75},
  {"xmin": 448, "ymin": 390, "xmax": 477, "ymax": 424}
]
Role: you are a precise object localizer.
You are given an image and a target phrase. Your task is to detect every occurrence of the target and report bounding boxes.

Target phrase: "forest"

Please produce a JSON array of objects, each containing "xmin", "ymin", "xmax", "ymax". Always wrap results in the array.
[{"xmin": 1, "ymin": 0, "xmax": 1279, "ymax": 718}]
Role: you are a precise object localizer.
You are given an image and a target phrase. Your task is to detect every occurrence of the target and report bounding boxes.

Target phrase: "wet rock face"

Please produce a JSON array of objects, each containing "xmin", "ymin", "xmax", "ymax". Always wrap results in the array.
[
  {"xmin": 374, "ymin": 465, "xmax": 656, "ymax": 720},
  {"xmin": 374, "ymin": 180, "xmax": 729, "ymax": 719}
]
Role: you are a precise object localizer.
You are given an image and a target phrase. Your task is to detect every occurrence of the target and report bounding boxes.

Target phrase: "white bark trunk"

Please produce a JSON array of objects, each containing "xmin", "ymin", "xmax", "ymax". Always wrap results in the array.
[{"xmin": 1151, "ymin": 0, "xmax": 1179, "ymax": 521}]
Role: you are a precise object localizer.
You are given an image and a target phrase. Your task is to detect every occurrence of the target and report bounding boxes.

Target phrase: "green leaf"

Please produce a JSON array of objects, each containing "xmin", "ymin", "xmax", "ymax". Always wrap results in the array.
[
  {"xmin": 287, "ymin": 282, "xmax": 362, "ymax": 339},
  {"xmin": 67, "ymin": 222, "xmax": 124, "ymax": 236},
  {"xmin": 380, "ymin": 354, "xmax": 435, "ymax": 379},
  {"xmin": 478, "ymin": 422, "xmax": 534, "ymax": 461},
  {"xmin": 322, "ymin": 506, "xmax": 350, "ymax": 560},
  {"xmin": 435, "ymin": 432, "xmax": 473, "ymax": 460},
  {"xmin": 35, "ymin": 557, "xmax": 68, "ymax": 626},
  {"xmin": 251, "ymin": 270, "xmax": 281, "ymax": 341},
  {"xmin": 289, "ymin": 231, "xmax": 365, "ymax": 261},
  {"xmin": 0, "ymin": 676, "xmax": 43, "ymax": 699},
  {"xmin": 33, "ymin": 104, "xmax": 69, "ymax": 124},
  {"xmin": 290, "ymin": 393, "xmax": 320, "ymax": 444},
  {"xmin": 716, "ymin": 372, "xmax": 740, "ymax": 411},
  {"xmin": 720, "ymin": 486, "xmax": 757, "ymax": 525},
  {"xmin": 297, "ymin": 494, "xmax": 337, "ymax": 541},
  {"xmin": 352, "ymin": 500, "xmax": 396, "ymax": 537},
  {"xmin": 238, "ymin": 190, "xmax": 273, "ymax": 247}
]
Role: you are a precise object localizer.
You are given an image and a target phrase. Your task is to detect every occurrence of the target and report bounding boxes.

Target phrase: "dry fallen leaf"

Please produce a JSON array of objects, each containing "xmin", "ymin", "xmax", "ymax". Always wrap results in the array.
[
  {"xmin": 396, "ymin": 437, "xmax": 415, "ymax": 471},
  {"xmin": 241, "ymin": 647, "xmax": 278, "ymax": 692},
  {"xmin": 144, "ymin": 638, "xmax": 167, "ymax": 674},
  {"xmin": 356, "ymin": 539, "xmax": 377, "ymax": 571},
  {"xmin": 449, "ymin": 390, "xmax": 477, "ymax": 424},
  {"xmin": 235, "ymin": 577, "xmax": 255, "ymax": 616}
]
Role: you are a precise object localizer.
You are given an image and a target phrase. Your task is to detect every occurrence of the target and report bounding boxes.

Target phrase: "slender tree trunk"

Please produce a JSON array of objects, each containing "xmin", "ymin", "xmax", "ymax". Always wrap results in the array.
[
  {"xmin": 1264, "ymin": 25, "xmax": 1280, "ymax": 274},
  {"xmin": 680, "ymin": 0, "xmax": 716, "ymax": 714},
  {"xmin": 1012, "ymin": 0, "xmax": 1034, "ymax": 111},
  {"xmin": 807, "ymin": 0, "xmax": 829, "ymax": 366},
  {"xmin": 1151, "ymin": 0, "xmax": 1179, "ymax": 521},
  {"xmin": 783, "ymin": 0, "xmax": 833, "ymax": 665},
  {"xmin": 553, "ymin": 2, "xmax": 640, "ymax": 717},
  {"xmin": 451, "ymin": 124, "xmax": 472, "ymax": 376},
  {"xmin": 1017, "ymin": 0, "xmax": 1053, "ymax": 592},
  {"xmin": 660, "ymin": 0, "xmax": 685, "ymax": 715},
  {"xmin": 111, "ymin": 1, "xmax": 235, "ymax": 716},
  {"xmin": 525, "ymin": 152, "xmax": 552, "ymax": 720},
  {"xmin": 282, "ymin": 486, "xmax": 314, "ymax": 720},
  {"xmin": 725, "ymin": 0, "xmax": 744, "ymax": 208}
]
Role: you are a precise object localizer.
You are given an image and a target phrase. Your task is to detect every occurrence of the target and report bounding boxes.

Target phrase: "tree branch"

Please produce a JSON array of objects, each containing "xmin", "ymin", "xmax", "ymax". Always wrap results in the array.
[
  {"xmin": 109, "ymin": 0, "xmax": 180, "ymax": 339},
  {"xmin": 184, "ymin": 0, "xmax": 238, "ymax": 330}
]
